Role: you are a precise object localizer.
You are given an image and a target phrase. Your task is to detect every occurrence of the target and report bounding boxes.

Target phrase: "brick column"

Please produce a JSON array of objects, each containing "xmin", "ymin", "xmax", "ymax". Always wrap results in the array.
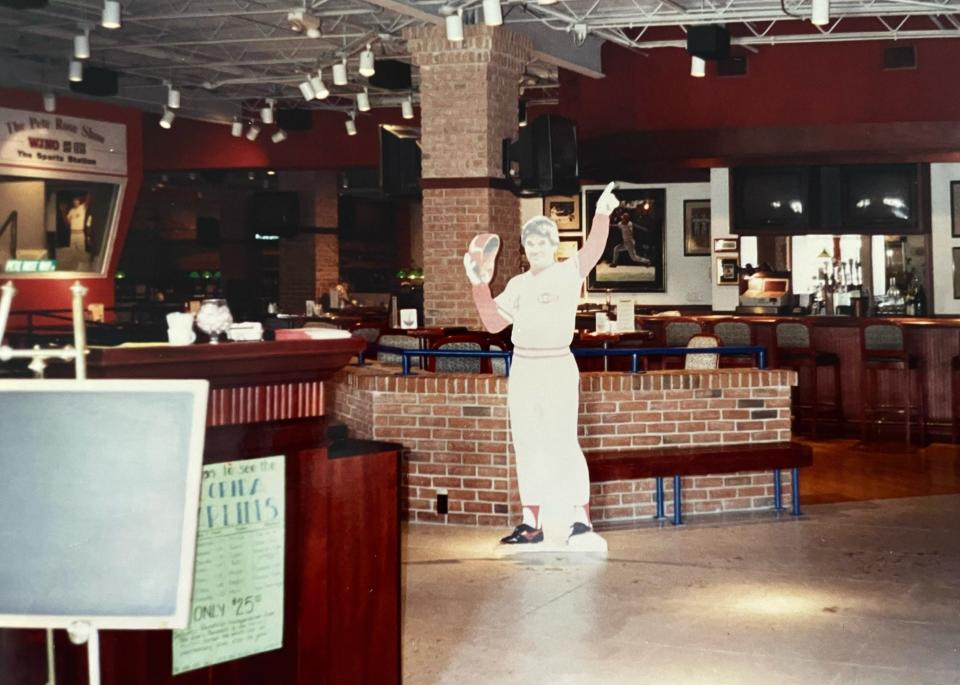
[{"xmin": 405, "ymin": 25, "xmax": 531, "ymax": 327}]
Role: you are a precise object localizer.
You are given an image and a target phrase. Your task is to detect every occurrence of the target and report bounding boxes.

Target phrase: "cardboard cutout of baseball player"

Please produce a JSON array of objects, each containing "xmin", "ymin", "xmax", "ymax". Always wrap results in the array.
[{"xmin": 464, "ymin": 182, "xmax": 620, "ymax": 548}]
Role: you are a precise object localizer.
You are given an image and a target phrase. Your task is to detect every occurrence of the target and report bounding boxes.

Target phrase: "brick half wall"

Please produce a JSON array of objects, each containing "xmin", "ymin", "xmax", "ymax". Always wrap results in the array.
[{"xmin": 332, "ymin": 367, "xmax": 797, "ymax": 526}]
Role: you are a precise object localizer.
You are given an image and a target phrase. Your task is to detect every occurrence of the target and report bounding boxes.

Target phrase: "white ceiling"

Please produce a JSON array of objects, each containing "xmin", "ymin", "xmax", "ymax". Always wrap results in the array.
[{"xmin": 0, "ymin": 0, "xmax": 957, "ymax": 123}]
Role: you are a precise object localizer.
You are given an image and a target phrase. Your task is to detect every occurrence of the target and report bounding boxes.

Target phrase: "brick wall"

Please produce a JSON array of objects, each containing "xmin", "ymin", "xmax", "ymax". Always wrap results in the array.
[{"xmin": 332, "ymin": 367, "xmax": 797, "ymax": 527}]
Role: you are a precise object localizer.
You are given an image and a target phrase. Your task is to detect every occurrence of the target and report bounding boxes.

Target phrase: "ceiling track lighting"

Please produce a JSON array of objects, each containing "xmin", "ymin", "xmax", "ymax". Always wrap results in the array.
[
  {"xmin": 167, "ymin": 83, "xmax": 181, "ymax": 109},
  {"xmin": 811, "ymin": 0, "xmax": 830, "ymax": 25},
  {"xmin": 690, "ymin": 55, "xmax": 706, "ymax": 78},
  {"xmin": 482, "ymin": 0, "xmax": 503, "ymax": 26},
  {"xmin": 245, "ymin": 123, "xmax": 261, "ymax": 141},
  {"xmin": 345, "ymin": 114, "xmax": 357, "ymax": 136},
  {"xmin": 401, "ymin": 96, "xmax": 414, "ymax": 120},
  {"xmin": 332, "ymin": 59, "xmax": 348, "ymax": 86},
  {"xmin": 260, "ymin": 99, "xmax": 275, "ymax": 124},
  {"xmin": 74, "ymin": 29, "xmax": 90, "ymax": 60},
  {"xmin": 310, "ymin": 70, "xmax": 329, "ymax": 99},
  {"xmin": 43, "ymin": 92, "xmax": 56, "ymax": 113},
  {"xmin": 159, "ymin": 107, "xmax": 175, "ymax": 129},
  {"xmin": 299, "ymin": 78, "xmax": 316, "ymax": 101},
  {"xmin": 359, "ymin": 44, "xmax": 375, "ymax": 77},
  {"xmin": 356, "ymin": 88, "xmax": 370, "ymax": 112},
  {"xmin": 271, "ymin": 129, "xmax": 287, "ymax": 143},
  {"xmin": 445, "ymin": 9, "xmax": 464, "ymax": 42},
  {"xmin": 68, "ymin": 60, "xmax": 83, "ymax": 82},
  {"xmin": 230, "ymin": 117, "xmax": 243, "ymax": 137},
  {"xmin": 101, "ymin": 0, "xmax": 121, "ymax": 29}
]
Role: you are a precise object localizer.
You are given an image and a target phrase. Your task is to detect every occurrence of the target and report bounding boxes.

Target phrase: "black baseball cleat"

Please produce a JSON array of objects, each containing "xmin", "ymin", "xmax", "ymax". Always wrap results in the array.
[
  {"xmin": 567, "ymin": 522, "xmax": 593, "ymax": 539},
  {"xmin": 500, "ymin": 524, "xmax": 544, "ymax": 544}
]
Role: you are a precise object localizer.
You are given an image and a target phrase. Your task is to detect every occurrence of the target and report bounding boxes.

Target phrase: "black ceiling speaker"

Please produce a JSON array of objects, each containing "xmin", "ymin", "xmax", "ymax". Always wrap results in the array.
[
  {"xmin": 0, "ymin": 0, "xmax": 49, "ymax": 8},
  {"xmin": 687, "ymin": 25, "xmax": 730, "ymax": 60},
  {"xmin": 68, "ymin": 67, "xmax": 119, "ymax": 97},
  {"xmin": 367, "ymin": 60, "xmax": 412, "ymax": 91},
  {"xmin": 276, "ymin": 108, "xmax": 312, "ymax": 131}
]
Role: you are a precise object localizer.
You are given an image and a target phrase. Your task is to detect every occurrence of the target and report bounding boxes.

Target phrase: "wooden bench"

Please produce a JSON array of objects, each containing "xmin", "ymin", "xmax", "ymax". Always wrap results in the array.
[{"xmin": 586, "ymin": 441, "xmax": 813, "ymax": 525}]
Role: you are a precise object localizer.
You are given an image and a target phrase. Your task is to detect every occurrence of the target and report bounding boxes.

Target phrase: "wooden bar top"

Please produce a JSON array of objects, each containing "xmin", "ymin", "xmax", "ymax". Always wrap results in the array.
[{"xmin": 636, "ymin": 314, "xmax": 960, "ymax": 329}]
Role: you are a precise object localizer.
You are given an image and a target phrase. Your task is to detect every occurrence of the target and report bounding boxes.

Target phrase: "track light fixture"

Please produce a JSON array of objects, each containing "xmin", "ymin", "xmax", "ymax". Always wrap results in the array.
[
  {"xmin": 357, "ymin": 88, "xmax": 370, "ymax": 112},
  {"xmin": 299, "ymin": 78, "xmax": 316, "ymax": 101},
  {"xmin": 271, "ymin": 129, "xmax": 287, "ymax": 143},
  {"xmin": 159, "ymin": 107, "xmax": 175, "ymax": 129},
  {"xmin": 345, "ymin": 114, "xmax": 357, "ymax": 136},
  {"xmin": 260, "ymin": 99, "xmax": 275, "ymax": 124},
  {"xmin": 68, "ymin": 60, "xmax": 83, "ymax": 82},
  {"xmin": 74, "ymin": 29, "xmax": 90, "ymax": 60},
  {"xmin": 245, "ymin": 123, "xmax": 261, "ymax": 141},
  {"xmin": 811, "ymin": 0, "xmax": 830, "ymax": 25},
  {"xmin": 333, "ymin": 58, "xmax": 348, "ymax": 86},
  {"xmin": 230, "ymin": 117, "xmax": 243, "ymax": 137},
  {"xmin": 445, "ymin": 9, "xmax": 464, "ymax": 42},
  {"xmin": 167, "ymin": 83, "xmax": 181, "ymax": 109},
  {"xmin": 690, "ymin": 55, "xmax": 706, "ymax": 78},
  {"xmin": 310, "ymin": 70, "xmax": 329, "ymax": 99},
  {"xmin": 401, "ymin": 96, "xmax": 414, "ymax": 120},
  {"xmin": 43, "ymin": 92, "xmax": 56, "ymax": 113},
  {"xmin": 101, "ymin": 0, "xmax": 121, "ymax": 29},
  {"xmin": 359, "ymin": 44, "xmax": 375, "ymax": 77},
  {"xmin": 482, "ymin": 0, "xmax": 503, "ymax": 26}
]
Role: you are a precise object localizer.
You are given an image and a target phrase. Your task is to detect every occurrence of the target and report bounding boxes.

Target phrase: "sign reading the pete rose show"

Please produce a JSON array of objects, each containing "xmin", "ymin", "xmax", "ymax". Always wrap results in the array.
[
  {"xmin": 0, "ymin": 107, "xmax": 126, "ymax": 175},
  {"xmin": 172, "ymin": 456, "xmax": 285, "ymax": 675}
]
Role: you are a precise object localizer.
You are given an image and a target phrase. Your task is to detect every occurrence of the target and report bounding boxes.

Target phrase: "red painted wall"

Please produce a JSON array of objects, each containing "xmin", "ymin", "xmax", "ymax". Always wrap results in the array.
[
  {"xmin": 561, "ymin": 38, "xmax": 960, "ymax": 140},
  {"xmin": 0, "ymin": 88, "xmax": 143, "ymax": 315}
]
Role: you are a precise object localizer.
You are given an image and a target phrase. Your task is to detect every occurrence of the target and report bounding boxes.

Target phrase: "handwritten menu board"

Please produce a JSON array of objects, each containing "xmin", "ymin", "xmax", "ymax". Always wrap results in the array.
[{"xmin": 172, "ymin": 456, "xmax": 285, "ymax": 674}]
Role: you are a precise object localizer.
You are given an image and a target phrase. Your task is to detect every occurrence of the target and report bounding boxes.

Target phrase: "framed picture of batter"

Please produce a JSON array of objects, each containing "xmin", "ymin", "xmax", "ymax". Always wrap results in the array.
[
  {"xmin": 683, "ymin": 199, "xmax": 711, "ymax": 256},
  {"xmin": 543, "ymin": 195, "xmax": 581, "ymax": 232},
  {"xmin": 583, "ymin": 186, "xmax": 665, "ymax": 292}
]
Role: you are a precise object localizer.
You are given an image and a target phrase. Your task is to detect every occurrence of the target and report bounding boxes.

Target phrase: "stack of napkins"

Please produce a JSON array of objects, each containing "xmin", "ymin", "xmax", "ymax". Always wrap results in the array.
[{"xmin": 226, "ymin": 322, "xmax": 264, "ymax": 342}]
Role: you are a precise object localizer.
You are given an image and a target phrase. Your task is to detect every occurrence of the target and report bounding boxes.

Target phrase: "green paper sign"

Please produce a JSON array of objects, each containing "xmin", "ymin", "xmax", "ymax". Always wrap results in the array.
[{"xmin": 172, "ymin": 456, "xmax": 285, "ymax": 675}]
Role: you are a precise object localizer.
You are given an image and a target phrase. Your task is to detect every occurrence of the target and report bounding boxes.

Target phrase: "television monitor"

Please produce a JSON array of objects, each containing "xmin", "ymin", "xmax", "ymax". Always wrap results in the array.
[
  {"xmin": 380, "ymin": 125, "xmax": 421, "ymax": 197},
  {"xmin": 247, "ymin": 191, "xmax": 299, "ymax": 239},
  {"xmin": 731, "ymin": 167, "xmax": 811, "ymax": 232},
  {"xmin": 503, "ymin": 114, "xmax": 579, "ymax": 196},
  {"xmin": 840, "ymin": 164, "xmax": 918, "ymax": 231}
]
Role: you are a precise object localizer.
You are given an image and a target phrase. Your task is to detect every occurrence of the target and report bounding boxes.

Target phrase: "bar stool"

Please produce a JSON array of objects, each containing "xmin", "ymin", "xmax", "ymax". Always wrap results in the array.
[
  {"xmin": 661, "ymin": 318, "xmax": 703, "ymax": 369},
  {"xmin": 711, "ymin": 318, "xmax": 756, "ymax": 368},
  {"xmin": 860, "ymin": 322, "xmax": 925, "ymax": 444},
  {"xmin": 775, "ymin": 321, "xmax": 842, "ymax": 439}
]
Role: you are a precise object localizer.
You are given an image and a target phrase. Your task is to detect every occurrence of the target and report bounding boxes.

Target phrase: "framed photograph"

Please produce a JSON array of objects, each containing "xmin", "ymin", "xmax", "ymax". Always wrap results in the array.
[
  {"xmin": 543, "ymin": 194, "xmax": 581, "ymax": 232},
  {"xmin": 556, "ymin": 237, "xmax": 581, "ymax": 262},
  {"xmin": 951, "ymin": 181, "xmax": 960, "ymax": 238},
  {"xmin": 584, "ymin": 186, "xmax": 666, "ymax": 293},
  {"xmin": 717, "ymin": 256, "xmax": 739, "ymax": 285},
  {"xmin": 683, "ymin": 199, "xmax": 711, "ymax": 256},
  {"xmin": 714, "ymin": 236, "xmax": 739, "ymax": 253},
  {"xmin": 954, "ymin": 247, "xmax": 960, "ymax": 299}
]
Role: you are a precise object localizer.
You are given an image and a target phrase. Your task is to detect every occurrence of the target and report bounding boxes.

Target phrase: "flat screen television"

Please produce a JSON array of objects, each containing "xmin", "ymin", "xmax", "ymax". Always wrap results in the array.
[
  {"xmin": 247, "ymin": 191, "xmax": 299, "ymax": 239},
  {"xmin": 380, "ymin": 125, "xmax": 421, "ymax": 197},
  {"xmin": 731, "ymin": 167, "xmax": 811, "ymax": 232},
  {"xmin": 839, "ymin": 164, "xmax": 918, "ymax": 231}
]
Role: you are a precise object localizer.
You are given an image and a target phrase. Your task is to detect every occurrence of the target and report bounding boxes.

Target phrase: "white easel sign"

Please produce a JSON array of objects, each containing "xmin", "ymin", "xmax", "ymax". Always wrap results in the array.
[{"xmin": 172, "ymin": 455, "xmax": 286, "ymax": 675}]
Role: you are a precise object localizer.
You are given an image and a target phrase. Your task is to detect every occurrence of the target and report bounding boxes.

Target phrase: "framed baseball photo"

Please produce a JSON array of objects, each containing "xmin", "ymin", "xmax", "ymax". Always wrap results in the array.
[
  {"xmin": 717, "ymin": 256, "xmax": 740, "ymax": 285},
  {"xmin": 683, "ymin": 199, "xmax": 711, "ymax": 256},
  {"xmin": 543, "ymin": 195, "xmax": 581, "ymax": 232}
]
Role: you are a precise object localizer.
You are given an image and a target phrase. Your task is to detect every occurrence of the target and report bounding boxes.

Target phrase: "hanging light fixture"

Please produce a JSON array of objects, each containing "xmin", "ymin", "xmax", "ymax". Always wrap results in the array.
[
  {"xmin": 230, "ymin": 117, "xmax": 243, "ymax": 137},
  {"xmin": 43, "ymin": 92, "xmax": 56, "ymax": 113},
  {"xmin": 299, "ymin": 78, "xmax": 316, "ymax": 101},
  {"xmin": 310, "ymin": 70, "xmax": 329, "ymax": 99},
  {"xmin": 401, "ymin": 96, "xmax": 414, "ymax": 120},
  {"xmin": 159, "ymin": 107, "xmax": 175, "ymax": 129},
  {"xmin": 74, "ymin": 29, "xmax": 90, "ymax": 60},
  {"xmin": 101, "ymin": 0, "xmax": 121, "ymax": 29},
  {"xmin": 445, "ymin": 9, "xmax": 464, "ymax": 42},
  {"xmin": 345, "ymin": 114, "xmax": 357, "ymax": 136},
  {"xmin": 358, "ymin": 44, "xmax": 375, "ymax": 77},
  {"xmin": 260, "ymin": 99, "xmax": 275, "ymax": 124},
  {"xmin": 332, "ymin": 58, "xmax": 348, "ymax": 86},
  {"xmin": 68, "ymin": 60, "xmax": 83, "ymax": 82},
  {"xmin": 356, "ymin": 88, "xmax": 370, "ymax": 112},
  {"xmin": 245, "ymin": 123, "xmax": 261, "ymax": 141},
  {"xmin": 271, "ymin": 129, "xmax": 288, "ymax": 143},
  {"xmin": 482, "ymin": 0, "xmax": 503, "ymax": 26},
  {"xmin": 167, "ymin": 83, "xmax": 181, "ymax": 109},
  {"xmin": 811, "ymin": 0, "xmax": 830, "ymax": 25},
  {"xmin": 690, "ymin": 56, "xmax": 706, "ymax": 78},
  {"xmin": 518, "ymin": 100, "xmax": 527, "ymax": 127}
]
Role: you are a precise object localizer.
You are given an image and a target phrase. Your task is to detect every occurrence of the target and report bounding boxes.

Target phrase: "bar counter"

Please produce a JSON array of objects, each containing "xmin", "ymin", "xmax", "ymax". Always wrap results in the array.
[
  {"xmin": 637, "ymin": 315, "xmax": 960, "ymax": 439},
  {"xmin": 2, "ymin": 338, "xmax": 402, "ymax": 685}
]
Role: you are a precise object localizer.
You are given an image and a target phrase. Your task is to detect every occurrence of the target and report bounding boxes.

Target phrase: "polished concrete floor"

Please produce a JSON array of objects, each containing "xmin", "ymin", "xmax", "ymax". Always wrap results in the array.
[{"xmin": 402, "ymin": 440, "xmax": 960, "ymax": 685}]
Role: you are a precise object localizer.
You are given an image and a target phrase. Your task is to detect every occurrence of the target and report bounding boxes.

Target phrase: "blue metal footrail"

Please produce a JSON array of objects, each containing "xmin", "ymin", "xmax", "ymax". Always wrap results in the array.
[
  {"xmin": 773, "ymin": 469, "xmax": 783, "ymax": 511},
  {"xmin": 672, "ymin": 474, "xmax": 682, "ymax": 525}
]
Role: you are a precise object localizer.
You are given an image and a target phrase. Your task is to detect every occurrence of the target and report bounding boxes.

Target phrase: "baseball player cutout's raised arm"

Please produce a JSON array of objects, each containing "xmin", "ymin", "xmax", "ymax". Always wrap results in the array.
[{"xmin": 464, "ymin": 182, "xmax": 620, "ymax": 547}]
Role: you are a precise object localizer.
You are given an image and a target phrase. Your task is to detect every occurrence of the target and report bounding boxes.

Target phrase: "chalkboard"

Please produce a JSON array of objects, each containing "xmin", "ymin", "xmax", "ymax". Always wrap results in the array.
[{"xmin": 0, "ymin": 379, "xmax": 209, "ymax": 630}]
